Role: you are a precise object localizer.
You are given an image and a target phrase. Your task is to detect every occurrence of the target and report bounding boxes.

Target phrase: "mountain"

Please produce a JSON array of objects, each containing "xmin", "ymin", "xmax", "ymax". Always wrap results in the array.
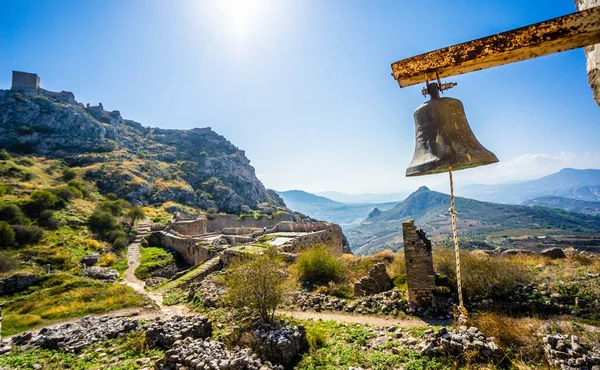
[
  {"xmin": 316, "ymin": 191, "xmax": 407, "ymax": 204},
  {"xmin": 522, "ymin": 196, "xmax": 600, "ymax": 216},
  {"xmin": 0, "ymin": 88, "xmax": 285, "ymax": 213},
  {"xmin": 277, "ymin": 190, "xmax": 397, "ymax": 227},
  {"xmin": 458, "ymin": 168, "xmax": 600, "ymax": 204},
  {"xmin": 346, "ymin": 186, "xmax": 600, "ymax": 255}
]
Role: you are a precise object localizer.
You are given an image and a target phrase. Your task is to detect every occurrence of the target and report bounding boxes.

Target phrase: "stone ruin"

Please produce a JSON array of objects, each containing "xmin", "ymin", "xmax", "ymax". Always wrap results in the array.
[
  {"xmin": 402, "ymin": 219, "xmax": 436, "ymax": 307},
  {"xmin": 11, "ymin": 71, "xmax": 40, "ymax": 91},
  {"xmin": 353, "ymin": 263, "xmax": 392, "ymax": 297}
]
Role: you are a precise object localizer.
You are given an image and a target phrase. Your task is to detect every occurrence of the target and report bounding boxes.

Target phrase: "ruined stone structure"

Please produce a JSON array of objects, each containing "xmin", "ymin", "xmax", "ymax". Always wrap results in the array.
[
  {"xmin": 167, "ymin": 213, "xmax": 207, "ymax": 235},
  {"xmin": 402, "ymin": 220, "xmax": 436, "ymax": 306},
  {"xmin": 576, "ymin": 0, "xmax": 600, "ymax": 106},
  {"xmin": 11, "ymin": 71, "xmax": 40, "ymax": 91},
  {"xmin": 205, "ymin": 213, "xmax": 293, "ymax": 232},
  {"xmin": 353, "ymin": 263, "xmax": 392, "ymax": 297}
]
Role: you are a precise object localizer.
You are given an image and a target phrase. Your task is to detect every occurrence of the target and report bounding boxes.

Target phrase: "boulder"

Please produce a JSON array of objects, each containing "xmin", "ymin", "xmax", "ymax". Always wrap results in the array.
[
  {"xmin": 81, "ymin": 253, "xmax": 100, "ymax": 267},
  {"xmin": 83, "ymin": 266, "xmax": 119, "ymax": 281},
  {"xmin": 541, "ymin": 248, "xmax": 566, "ymax": 259},
  {"xmin": 0, "ymin": 274, "xmax": 38, "ymax": 295}
]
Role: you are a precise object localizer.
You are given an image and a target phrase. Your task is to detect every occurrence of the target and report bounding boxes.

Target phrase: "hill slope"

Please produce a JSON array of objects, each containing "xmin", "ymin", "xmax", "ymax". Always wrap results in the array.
[
  {"xmin": 346, "ymin": 186, "xmax": 600, "ymax": 255},
  {"xmin": 459, "ymin": 168, "xmax": 600, "ymax": 204},
  {"xmin": 0, "ymin": 88, "xmax": 284, "ymax": 212}
]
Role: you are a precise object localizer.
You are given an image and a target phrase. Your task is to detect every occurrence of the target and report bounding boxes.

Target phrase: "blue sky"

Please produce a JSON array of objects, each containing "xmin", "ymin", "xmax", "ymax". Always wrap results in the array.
[{"xmin": 1, "ymin": 0, "xmax": 599, "ymax": 194}]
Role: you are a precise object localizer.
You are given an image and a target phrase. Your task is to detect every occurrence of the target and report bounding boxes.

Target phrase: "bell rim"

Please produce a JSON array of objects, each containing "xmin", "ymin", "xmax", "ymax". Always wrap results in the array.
[{"xmin": 405, "ymin": 155, "xmax": 499, "ymax": 177}]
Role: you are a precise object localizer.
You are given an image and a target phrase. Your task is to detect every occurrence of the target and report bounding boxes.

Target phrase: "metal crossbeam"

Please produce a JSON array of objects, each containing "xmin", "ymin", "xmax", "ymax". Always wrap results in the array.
[{"xmin": 391, "ymin": 6, "xmax": 600, "ymax": 87}]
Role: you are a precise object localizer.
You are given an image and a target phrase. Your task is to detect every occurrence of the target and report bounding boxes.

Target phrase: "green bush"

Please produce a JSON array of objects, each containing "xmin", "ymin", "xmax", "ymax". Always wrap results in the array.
[
  {"xmin": 12, "ymin": 225, "xmax": 44, "ymax": 246},
  {"xmin": 112, "ymin": 236, "xmax": 129, "ymax": 249},
  {"xmin": 15, "ymin": 157, "xmax": 34, "ymax": 167},
  {"xmin": 296, "ymin": 245, "xmax": 346, "ymax": 288},
  {"xmin": 38, "ymin": 210, "xmax": 60, "ymax": 230},
  {"xmin": 27, "ymin": 190, "xmax": 59, "ymax": 215},
  {"xmin": 106, "ymin": 230, "xmax": 126, "ymax": 243},
  {"xmin": 62, "ymin": 167, "xmax": 77, "ymax": 181},
  {"xmin": 88, "ymin": 210, "xmax": 120, "ymax": 234},
  {"xmin": 0, "ymin": 203, "xmax": 30, "ymax": 225},
  {"xmin": 98, "ymin": 199, "xmax": 130, "ymax": 217},
  {"xmin": 67, "ymin": 180, "xmax": 89, "ymax": 197},
  {"xmin": 0, "ymin": 185, "xmax": 12, "ymax": 197},
  {"xmin": 0, "ymin": 149, "xmax": 11, "ymax": 160},
  {"xmin": 0, "ymin": 221, "xmax": 16, "ymax": 248},
  {"xmin": 52, "ymin": 185, "xmax": 82, "ymax": 202}
]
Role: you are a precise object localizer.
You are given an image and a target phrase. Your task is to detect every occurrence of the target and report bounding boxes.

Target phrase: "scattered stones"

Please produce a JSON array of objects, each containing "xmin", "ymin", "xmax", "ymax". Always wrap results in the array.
[
  {"xmin": 83, "ymin": 266, "xmax": 119, "ymax": 281},
  {"xmin": 541, "ymin": 248, "xmax": 567, "ymax": 259},
  {"xmin": 353, "ymin": 263, "xmax": 392, "ymax": 297},
  {"xmin": 417, "ymin": 326, "xmax": 503, "ymax": 362},
  {"xmin": 252, "ymin": 325, "xmax": 307, "ymax": 364},
  {"xmin": 189, "ymin": 278, "xmax": 226, "ymax": 308},
  {"xmin": 543, "ymin": 333, "xmax": 600, "ymax": 369},
  {"xmin": 11, "ymin": 316, "xmax": 138, "ymax": 353},
  {"xmin": 155, "ymin": 337, "xmax": 281, "ymax": 370},
  {"xmin": 143, "ymin": 315, "xmax": 212, "ymax": 349}
]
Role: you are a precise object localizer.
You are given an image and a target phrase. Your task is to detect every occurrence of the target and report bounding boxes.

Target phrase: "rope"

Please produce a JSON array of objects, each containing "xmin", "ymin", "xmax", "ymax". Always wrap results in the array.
[{"xmin": 449, "ymin": 167, "xmax": 466, "ymax": 322}]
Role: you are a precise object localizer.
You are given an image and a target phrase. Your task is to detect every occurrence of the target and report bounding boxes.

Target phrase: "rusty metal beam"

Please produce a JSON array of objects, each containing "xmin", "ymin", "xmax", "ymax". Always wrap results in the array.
[{"xmin": 391, "ymin": 6, "xmax": 600, "ymax": 88}]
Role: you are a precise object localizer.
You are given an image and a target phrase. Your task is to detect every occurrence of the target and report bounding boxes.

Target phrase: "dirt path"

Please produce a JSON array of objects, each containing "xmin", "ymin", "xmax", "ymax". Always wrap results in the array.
[
  {"xmin": 278, "ymin": 310, "xmax": 450, "ymax": 328},
  {"xmin": 122, "ymin": 221, "xmax": 189, "ymax": 317}
]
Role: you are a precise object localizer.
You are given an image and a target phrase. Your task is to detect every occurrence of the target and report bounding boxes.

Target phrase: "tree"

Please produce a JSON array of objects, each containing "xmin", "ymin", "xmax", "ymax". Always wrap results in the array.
[
  {"xmin": 126, "ymin": 206, "xmax": 146, "ymax": 231},
  {"xmin": 222, "ymin": 249, "xmax": 286, "ymax": 324}
]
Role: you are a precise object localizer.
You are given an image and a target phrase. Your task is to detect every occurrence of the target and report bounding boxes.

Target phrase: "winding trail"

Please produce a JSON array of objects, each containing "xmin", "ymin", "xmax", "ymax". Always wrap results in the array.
[
  {"xmin": 278, "ymin": 310, "xmax": 449, "ymax": 328},
  {"xmin": 122, "ymin": 221, "xmax": 189, "ymax": 317}
]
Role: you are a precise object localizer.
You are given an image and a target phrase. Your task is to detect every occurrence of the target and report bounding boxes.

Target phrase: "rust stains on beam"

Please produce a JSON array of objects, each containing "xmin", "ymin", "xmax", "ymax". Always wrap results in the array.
[{"xmin": 391, "ymin": 6, "xmax": 600, "ymax": 88}]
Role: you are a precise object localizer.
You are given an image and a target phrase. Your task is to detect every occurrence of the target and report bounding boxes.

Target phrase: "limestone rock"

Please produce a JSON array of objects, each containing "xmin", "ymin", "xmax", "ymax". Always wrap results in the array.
[
  {"xmin": 83, "ymin": 266, "xmax": 119, "ymax": 281},
  {"xmin": 541, "ymin": 248, "xmax": 566, "ymax": 259},
  {"xmin": 353, "ymin": 263, "xmax": 392, "ymax": 297}
]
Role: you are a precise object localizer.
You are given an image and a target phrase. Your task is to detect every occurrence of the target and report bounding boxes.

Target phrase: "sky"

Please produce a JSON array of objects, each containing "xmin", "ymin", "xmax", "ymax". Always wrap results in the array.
[{"xmin": 1, "ymin": 0, "xmax": 599, "ymax": 195}]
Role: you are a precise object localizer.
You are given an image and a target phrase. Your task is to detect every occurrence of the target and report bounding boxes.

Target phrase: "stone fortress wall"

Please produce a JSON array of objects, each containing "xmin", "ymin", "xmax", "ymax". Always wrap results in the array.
[
  {"xmin": 11, "ymin": 71, "xmax": 40, "ymax": 91},
  {"xmin": 402, "ymin": 219, "xmax": 436, "ymax": 307}
]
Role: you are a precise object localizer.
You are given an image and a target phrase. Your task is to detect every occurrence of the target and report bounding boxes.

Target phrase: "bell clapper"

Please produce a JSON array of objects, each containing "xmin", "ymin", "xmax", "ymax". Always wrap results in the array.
[{"xmin": 449, "ymin": 166, "xmax": 467, "ymax": 323}]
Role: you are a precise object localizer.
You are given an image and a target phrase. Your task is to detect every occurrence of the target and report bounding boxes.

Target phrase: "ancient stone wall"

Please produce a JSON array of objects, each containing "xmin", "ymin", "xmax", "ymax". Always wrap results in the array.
[
  {"xmin": 0, "ymin": 274, "xmax": 38, "ymax": 295},
  {"xmin": 402, "ymin": 220, "xmax": 436, "ymax": 306},
  {"xmin": 168, "ymin": 217, "xmax": 207, "ymax": 236},
  {"xmin": 205, "ymin": 213, "xmax": 293, "ymax": 232},
  {"xmin": 282, "ymin": 225, "xmax": 345, "ymax": 256},
  {"xmin": 575, "ymin": 0, "xmax": 600, "ymax": 107},
  {"xmin": 151, "ymin": 231, "xmax": 211, "ymax": 265},
  {"xmin": 273, "ymin": 221, "xmax": 330, "ymax": 233},
  {"xmin": 11, "ymin": 71, "xmax": 40, "ymax": 91},
  {"xmin": 353, "ymin": 263, "xmax": 392, "ymax": 297}
]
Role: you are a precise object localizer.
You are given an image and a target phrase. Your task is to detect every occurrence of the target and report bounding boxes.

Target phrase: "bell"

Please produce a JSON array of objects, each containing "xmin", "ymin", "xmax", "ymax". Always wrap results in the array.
[{"xmin": 406, "ymin": 83, "xmax": 498, "ymax": 177}]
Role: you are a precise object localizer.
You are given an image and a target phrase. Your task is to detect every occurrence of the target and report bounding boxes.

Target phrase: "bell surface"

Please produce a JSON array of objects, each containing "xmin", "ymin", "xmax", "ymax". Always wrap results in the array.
[{"xmin": 406, "ymin": 97, "xmax": 498, "ymax": 177}]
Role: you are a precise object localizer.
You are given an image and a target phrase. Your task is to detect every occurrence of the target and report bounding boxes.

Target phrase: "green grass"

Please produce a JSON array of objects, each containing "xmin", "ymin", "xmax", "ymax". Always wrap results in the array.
[
  {"xmin": 0, "ymin": 330, "xmax": 163, "ymax": 370},
  {"xmin": 295, "ymin": 320, "xmax": 451, "ymax": 370},
  {"xmin": 1, "ymin": 273, "xmax": 149, "ymax": 335},
  {"xmin": 134, "ymin": 246, "xmax": 176, "ymax": 280}
]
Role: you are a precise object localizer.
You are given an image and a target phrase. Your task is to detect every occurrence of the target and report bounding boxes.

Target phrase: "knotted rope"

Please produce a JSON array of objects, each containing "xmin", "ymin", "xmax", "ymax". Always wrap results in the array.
[{"xmin": 449, "ymin": 167, "xmax": 467, "ymax": 322}]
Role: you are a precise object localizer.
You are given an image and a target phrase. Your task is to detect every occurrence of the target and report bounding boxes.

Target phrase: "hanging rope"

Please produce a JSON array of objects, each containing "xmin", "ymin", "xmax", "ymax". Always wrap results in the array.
[{"xmin": 449, "ymin": 166, "xmax": 466, "ymax": 322}]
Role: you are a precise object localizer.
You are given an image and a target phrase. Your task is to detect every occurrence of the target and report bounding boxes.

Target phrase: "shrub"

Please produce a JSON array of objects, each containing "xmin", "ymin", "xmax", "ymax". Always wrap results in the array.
[
  {"xmin": 0, "ymin": 203, "xmax": 29, "ymax": 225},
  {"xmin": 0, "ymin": 221, "xmax": 16, "ymax": 248},
  {"xmin": 15, "ymin": 157, "xmax": 34, "ymax": 167},
  {"xmin": 27, "ymin": 190, "xmax": 59, "ymax": 214},
  {"xmin": 62, "ymin": 167, "xmax": 77, "ymax": 181},
  {"xmin": 0, "ymin": 185, "xmax": 12, "ymax": 197},
  {"xmin": 207, "ymin": 208, "xmax": 217, "ymax": 215},
  {"xmin": 83, "ymin": 239, "xmax": 104, "ymax": 251},
  {"xmin": 296, "ymin": 245, "xmax": 346, "ymax": 288},
  {"xmin": 53, "ymin": 185, "xmax": 82, "ymax": 202},
  {"xmin": 12, "ymin": 225, "xmax": 44, "ymax": 246},
  {"xmin": 88, "ymin": 210, "xmax": 120, "ymax": 234},
  {"xmin": 434, "ymin": 248, "xmax": 531, "ymax": 301},
  {"xmin": 106, "ymin": 230, "xmax": 127, "ymax": 243},
  {"xmin": 0, "ymin": 251, "xmax": 17, "ymax": 272},
  {"xmin": 112, "ymin": 236, "xmax": 129, "ymax": 249},
  {"xmin": 98, "ymin": 253, "xmax": 117, "ymax": 267},
  {"xmin": 222, "ymin": 250, "xmax": 286, "ymax": 323},
  {"xmin": 98, "ymin": 199, "xmax": 130, "ymax": 217},
  {"xmin": 67, "ymin": 180, "xmax": 89, "ymax": 197},
  {"xmin": 38, "ymin": 210, "xmax": 60, "ymax": 229},
  {"xmin": 0, "ymin": 149, "xmax": 11, "ymax": 160}
]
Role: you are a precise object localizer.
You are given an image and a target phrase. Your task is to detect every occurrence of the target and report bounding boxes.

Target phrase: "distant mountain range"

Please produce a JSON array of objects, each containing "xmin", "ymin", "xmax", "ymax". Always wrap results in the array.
[
  {"xmin": 522, "ymin": 196, "xmax": 600, "ymax": 216},
  {"xmin": 346, "ymin": 186, "xmax": 600, "ymax": 255},
  {"xmin": 458, "ymin": 168, "xmax": 600, "ymax": 204},
  {"xmin": 276, "ymin": 190, "xmax": 397, "ymax": 227},
  {"xmin": 315, "ymin": 191, "xmax": 407, "ymax": 204}
]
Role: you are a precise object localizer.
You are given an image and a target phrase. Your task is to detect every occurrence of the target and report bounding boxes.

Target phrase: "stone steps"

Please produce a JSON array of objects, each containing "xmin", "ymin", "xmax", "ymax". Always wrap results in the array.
[{"xmin": 158, "ymin": 256, "xmax": 223, "ymax": 292}]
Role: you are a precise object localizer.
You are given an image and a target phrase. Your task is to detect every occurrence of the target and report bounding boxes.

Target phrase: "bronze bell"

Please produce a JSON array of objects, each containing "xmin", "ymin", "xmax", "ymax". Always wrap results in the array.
[{"xmin": 406, "ymin": 83, "xmax": 498, "ymax": 177}]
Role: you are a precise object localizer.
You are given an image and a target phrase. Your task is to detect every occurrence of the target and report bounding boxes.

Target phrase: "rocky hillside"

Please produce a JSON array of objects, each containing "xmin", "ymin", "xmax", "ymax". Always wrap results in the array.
[
  {"xmin": 346, "ymin": 186, "xmax": 600, "ymax": 255},
  {"xmin": 0, "ymin": 88, "xmax": 284, "ymax": 213}
]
